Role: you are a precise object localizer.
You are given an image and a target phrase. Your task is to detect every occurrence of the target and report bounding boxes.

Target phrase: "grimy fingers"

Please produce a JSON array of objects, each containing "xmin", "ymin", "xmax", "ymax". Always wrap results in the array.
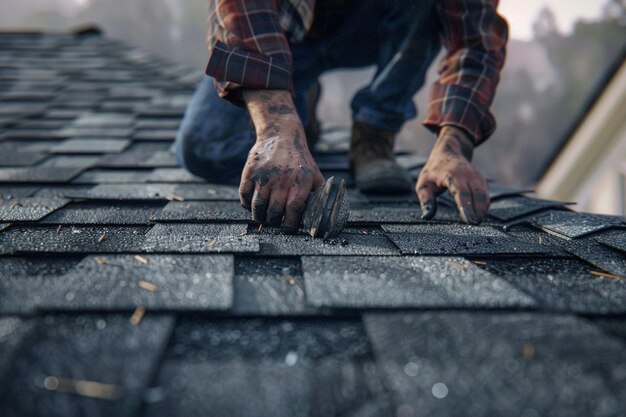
[
  {"xmin": 239, "ymin": 178, "xmax": 254, "ymax": 210},
  {"xmin": 469, "ymin": 177, "xmax": 490, "ymax": 222},
  {"xmin": 282, "ymin": 178, "xmax": 312, "ymax": 231},
  {"xmin": 266, "ymin": 185, "xmax": 288, "ymax": 227},
  {"xmin": 416, "ymin": 179, "xmax": 438, "ymax": 220},
  {"xmin": 449, "ymin": 177, "xmax": 479, "ymax": 225},
  {"xmin": 312, "ymin": 170, "xmax": 325, "ymax": 190},
  {"xmin": 251, "ymin": 184, "xmax": 270, "ymax": 224}
]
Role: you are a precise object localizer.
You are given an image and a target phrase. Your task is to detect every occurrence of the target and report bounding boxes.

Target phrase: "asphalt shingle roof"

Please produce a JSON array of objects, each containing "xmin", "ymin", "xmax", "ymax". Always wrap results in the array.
[{"xmin": 0, "ymin": 32, "xmax": 625, "ymax": 417}]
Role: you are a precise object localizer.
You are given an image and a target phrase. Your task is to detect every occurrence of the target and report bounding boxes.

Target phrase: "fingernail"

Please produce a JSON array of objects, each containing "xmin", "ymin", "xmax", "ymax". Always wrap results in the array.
[
  {"xmin": 420, "ymin": 205, "xmax": 434, "ymax": 220},
  {"xmin": 466, "ymin": 209, "xmax": 481, "ymax": 224}
]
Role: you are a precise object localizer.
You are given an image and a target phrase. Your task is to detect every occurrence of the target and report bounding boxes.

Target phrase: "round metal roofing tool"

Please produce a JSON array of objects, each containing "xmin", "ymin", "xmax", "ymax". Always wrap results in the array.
[{"xmin": 302, "ymin": 176, "xmax": 350, "ymax": 239}]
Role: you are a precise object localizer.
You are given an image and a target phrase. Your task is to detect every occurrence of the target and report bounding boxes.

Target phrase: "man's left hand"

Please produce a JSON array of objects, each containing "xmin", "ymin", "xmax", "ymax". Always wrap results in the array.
[{"xmin": 416, "ymin": 126, "xmax": 490, "ymax": 224}]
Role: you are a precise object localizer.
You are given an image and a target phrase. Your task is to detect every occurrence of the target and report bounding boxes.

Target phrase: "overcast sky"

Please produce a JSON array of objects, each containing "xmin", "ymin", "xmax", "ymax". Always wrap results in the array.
[{"xmin": 499, "ymin": 0, "xmax": 605, "ymax": 40}]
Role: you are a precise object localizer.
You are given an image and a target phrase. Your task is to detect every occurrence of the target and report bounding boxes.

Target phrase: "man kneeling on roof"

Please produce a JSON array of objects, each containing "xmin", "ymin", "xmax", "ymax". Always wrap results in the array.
[{"xmin": 175, "ymin": 0, "xmax": 508, "ymax": 230}]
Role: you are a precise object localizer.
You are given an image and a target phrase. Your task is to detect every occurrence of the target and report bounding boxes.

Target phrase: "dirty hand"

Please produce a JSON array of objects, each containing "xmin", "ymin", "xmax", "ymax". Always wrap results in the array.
[
  {"xmin": 240, "ymin": 90, "xmax": 324, "ymax": 231},
  {"xmin": 416, "ymin": 126, "xmax": 490, "ymax": 224}
]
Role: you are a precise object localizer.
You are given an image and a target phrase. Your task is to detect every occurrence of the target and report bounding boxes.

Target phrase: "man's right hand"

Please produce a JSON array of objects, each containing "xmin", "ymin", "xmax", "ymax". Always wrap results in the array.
[{"xmin": 240, "ymin": 90, "xmax": 324, "ymax": 231}]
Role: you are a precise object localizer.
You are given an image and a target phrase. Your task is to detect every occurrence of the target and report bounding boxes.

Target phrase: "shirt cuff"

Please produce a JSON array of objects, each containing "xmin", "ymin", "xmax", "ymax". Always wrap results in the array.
[
  {"xmin": 205, "ymin": 40, "xmax": 294, "ymax": 105},
  {"xmin": 422, "ymin": 84, "xmax": 496, "ymax": 146}
]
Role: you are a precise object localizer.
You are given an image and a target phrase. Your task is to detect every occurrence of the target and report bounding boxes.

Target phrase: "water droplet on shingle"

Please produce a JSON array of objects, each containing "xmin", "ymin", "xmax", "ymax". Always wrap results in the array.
[{"xmin": 285, "ymin": 350, "xmax": 298, "ymax": 366}]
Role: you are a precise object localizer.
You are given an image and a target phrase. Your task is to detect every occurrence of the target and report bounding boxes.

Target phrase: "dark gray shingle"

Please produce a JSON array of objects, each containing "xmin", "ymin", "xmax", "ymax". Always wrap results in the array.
[
  {"xmin": 40, "ymin": 254, "xmax": 234, "ymax": 311},
  {"xmin": 302, "ymin": 256, "xmax": 535, "ymax": 309},
  {"xmin": 365, "ymin": 312, "xmax": 626, "ymax": 417},
  {"xmin": 0, "ymin": 314, "xmax": 174, "ymax": 417}
]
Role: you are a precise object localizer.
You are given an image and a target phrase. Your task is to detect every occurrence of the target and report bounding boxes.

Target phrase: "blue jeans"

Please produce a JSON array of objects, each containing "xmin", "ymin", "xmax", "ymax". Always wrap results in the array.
[{"xmin": 176, "ymin": 0, "xmax": 440, "ymax": 183}]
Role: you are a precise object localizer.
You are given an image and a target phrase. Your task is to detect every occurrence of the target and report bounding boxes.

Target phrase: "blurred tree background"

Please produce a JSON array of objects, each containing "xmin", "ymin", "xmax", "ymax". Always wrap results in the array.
[{"xmin": 1, "ymin": 0, "xmax": 625, "ymax": 187}]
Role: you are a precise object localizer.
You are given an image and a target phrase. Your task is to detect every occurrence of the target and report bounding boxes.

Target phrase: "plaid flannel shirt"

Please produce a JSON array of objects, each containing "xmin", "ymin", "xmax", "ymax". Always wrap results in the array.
[{"xmin": 205, "ymin": 0, "xmax": 508, "ymax": 145}]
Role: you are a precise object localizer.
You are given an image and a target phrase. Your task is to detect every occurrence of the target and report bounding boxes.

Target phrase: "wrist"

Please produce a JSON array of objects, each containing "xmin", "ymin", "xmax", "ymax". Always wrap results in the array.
[
  {"xmin": 243, "ymin": 89, "xmax": 303, "ymax": 138},
  {"xmin": 437, "ymin": 125, "xmax": 474, "ymax": 161}
]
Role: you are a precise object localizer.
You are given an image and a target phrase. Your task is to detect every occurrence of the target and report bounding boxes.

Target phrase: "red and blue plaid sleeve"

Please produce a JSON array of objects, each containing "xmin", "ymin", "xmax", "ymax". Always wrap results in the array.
[
  {"xmin": 205, "ymin": 0, "xmax": 298, "ymax": 103},
  {"xmin": 423, "ymin": 0, "xmax": 508, "ymax": 145}
]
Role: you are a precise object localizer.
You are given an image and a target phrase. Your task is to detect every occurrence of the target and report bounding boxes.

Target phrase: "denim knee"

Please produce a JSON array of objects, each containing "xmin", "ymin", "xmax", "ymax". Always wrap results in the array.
[
  {"xmin": 175, "ymin": 123, "xmax": 254, "ymax": 185},
  {"xmin": 175, "ymin": 76, "xmax": 255, "ymax": 184}
]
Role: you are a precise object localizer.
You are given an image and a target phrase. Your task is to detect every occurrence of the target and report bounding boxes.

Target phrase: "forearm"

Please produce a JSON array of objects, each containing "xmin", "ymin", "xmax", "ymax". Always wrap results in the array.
[
  {"xmin": 242, "ymin": 89, "xmax": 302, "ymax": 138},
  {"xmin": 437, "ymin": 126, "xmax": 474, "ymax": 161},
  {"xmin": 417, "ymin": 126, "xmax": 489, "ymax": 225},
  {"xmin": 423, "ymin": 0, "xmax": 508, "ymax": 145}
]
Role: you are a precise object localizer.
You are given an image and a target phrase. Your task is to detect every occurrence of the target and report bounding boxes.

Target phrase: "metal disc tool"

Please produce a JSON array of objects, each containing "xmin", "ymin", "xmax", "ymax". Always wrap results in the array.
[{"xmin": 302, "ymin": 176, "xmax": 350, "ymax": 239}]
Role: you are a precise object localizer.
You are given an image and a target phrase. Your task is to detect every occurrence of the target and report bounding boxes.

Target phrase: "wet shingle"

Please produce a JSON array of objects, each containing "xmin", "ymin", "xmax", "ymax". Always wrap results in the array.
[
  {"xmin": 532, "ymin": 210, "xmax": 625, "ymax": 239},
  {"xmin": 0, "ymin": 256, "xmax": 85, "ymax": 314},
  {"xmin": 590, "ymin": 317, "xmax": 626, "ymax": 344},
  {"xmin": 135, "ymin": 107, "xmax": 185, "ymax": 118},
  {"xmin": 561, "ymin": 239, "xmax": 626, "ymax": 278},
  {"xmin": 142, "ymin": 223, "xmax": 259, "ymax": 253},
  {"xmin": 509, "ymin": 227, "xmax": 626, "ymax": 277},
  {"xmin": 72, "ymin": 113, "xmax": 134, "ymax": 127},
  {"xmin": 66, "ymin": 183, "xmax": 175, "ymax": 200},
  {"xmin": 32, "ymin": 185, "xmax": 94, "ymax": 199},
  {"xmin": 50, "ymin": 138, "xmax": 130, "ymax": 154},
  {"xmin": 153, "ymin": 201, "xmax": 249, "ymax": 222},
  {"xmin": 382, "ymin": 224, "xmax": 558, "ymax": 256},
  {"xmin": 0, "ymin": 314, "xmax": 174, "ymax": 417},
  {"xmin": 0, "ymin": 317, "xmax": 35, "ymax": 387},
  {"xmin": 134, "ymin": 118, "xmax": 181, "ymax": 129},
  {"xmin": 147, "ymin": 318, "xmax": 391, "ymax": 417},
  {"xmin": 0, "ymin": 197, "xmax": 68, "ymax": 222},
  {"xmin": 302, "ymin": 256, "xmax": 535, "ymax": 309},
  {"xmin": 56, "ymin": 127, "xmax": 133, "ymax": 138},
  {"xmin": 132, "ymin": 129, "xmax": 177, "ymax": 141},
  {"xmin": 232, "ymin": 257, "xmax": 311, "ymax": 315},
  {"xmin": 349, "ymin": 205, "xmax": 462, "ymax": 224},
  {"xmin": 254, "ymin": 229, "xmax": 400, "ymax": 256},
  {"xmin": 146, "ymin": 168, "xmax": 204, "ymax": 183},
  {"xmin": 0, "ymin": 151, "xmax": 47, "ymax": 167},
  {"xmin": 142, "ymin": 150, "xmax": 178, "ymax": 167},
  {"xmin": 10, "ymin": 119, "xmax": 67, "ymax": 130},
  {"xmin": 500, "ymin": 273, "xmax": 626, "ymax": 314},
  {"xmin": 487, "ymin": 197, "xmax": 570, "ymax": 221},
  {"xmin": 39, "ymin": 202, "xmax": 164, "ymax": 225},
  {"xmin": 38, "ymin": 155, "xmax": 100, "ymax": 169},
  {"xmin": 72, "ymin": 169, "xmax": 153, "ymax": 184},
  {"xmin": 439, "ymin": 182, "xmax": 532, "ymax": 206},
  {"xmin": 473, "ymin": 257, "xmax": 595, "ymax": 276},
  {"xmin": 96, "ymin": 143, "xmax": 172, "ymax": 168},
  {"xmin": 66, "ymin": 183, "xmax": 239, "ymax": 201},
  {"xmin": 1, "ymin": 129, "xmax": 61, "ymax": 140},
  {"xmin": 40, "ymin": 254, "xmax": 234, "ymax": 311},
  {"xmin": 595, "ymin": 229, "xmax": 626, "ymax": 254},
  {"xmin": 0, "ymin": 225, "xmax": 148, "ymax": 255},
  {"xmin": 365, "ymin": 312, "xmax": 626, "ymax": 417},
  {"xmin": 0, "ymin": 166, "xmax": 86, "ymax": 183},
  {"xmin": 0, "ymin": 186, "xmax": 38, "ymax": 198}
]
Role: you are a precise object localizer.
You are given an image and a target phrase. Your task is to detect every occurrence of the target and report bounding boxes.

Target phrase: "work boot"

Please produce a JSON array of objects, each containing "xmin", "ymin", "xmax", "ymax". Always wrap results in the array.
[{"xmin": 349, "ymin": 121, "xmax": 413, "ymax": 194}]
